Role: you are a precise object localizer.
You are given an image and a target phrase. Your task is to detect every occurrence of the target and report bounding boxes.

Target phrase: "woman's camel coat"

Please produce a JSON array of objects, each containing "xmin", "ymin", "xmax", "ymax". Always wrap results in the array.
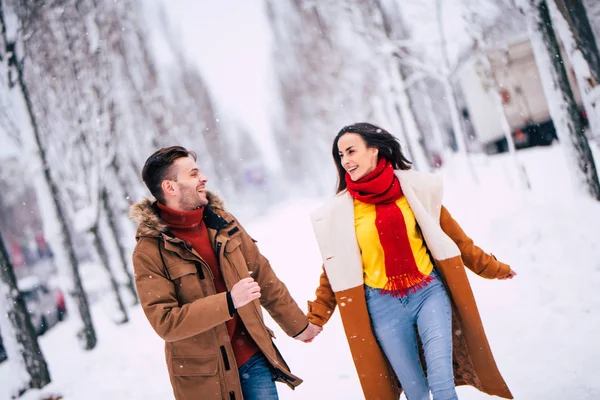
[{"xmin": 308, "ymin": 169, "xmax": 513, "ymax": 399}]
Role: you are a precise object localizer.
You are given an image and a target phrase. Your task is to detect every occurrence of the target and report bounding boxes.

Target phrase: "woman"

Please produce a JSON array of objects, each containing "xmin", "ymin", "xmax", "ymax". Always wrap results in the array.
[{"xmin": 307, "ymin": 123, "xmax": 515, "ymax": 400}]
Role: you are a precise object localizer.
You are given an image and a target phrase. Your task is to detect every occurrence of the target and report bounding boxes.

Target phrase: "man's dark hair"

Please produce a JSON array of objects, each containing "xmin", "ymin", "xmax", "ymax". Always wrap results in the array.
[{"xmin": 141, "ymin": 146, "xmax": 197, "ymax": 203}]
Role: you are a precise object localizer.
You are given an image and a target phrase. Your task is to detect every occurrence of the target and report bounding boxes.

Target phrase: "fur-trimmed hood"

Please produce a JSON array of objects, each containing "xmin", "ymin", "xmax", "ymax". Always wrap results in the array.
[{"xmin": 129, "ymin": 191, "xmax": 226, "ymax": 238}]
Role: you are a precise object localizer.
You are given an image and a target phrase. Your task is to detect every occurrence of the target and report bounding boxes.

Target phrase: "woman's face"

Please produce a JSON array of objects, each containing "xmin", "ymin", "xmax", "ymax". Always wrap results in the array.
[{"xmin": 338, "ymin": 132, "xmax": 378, "ymax": 181}]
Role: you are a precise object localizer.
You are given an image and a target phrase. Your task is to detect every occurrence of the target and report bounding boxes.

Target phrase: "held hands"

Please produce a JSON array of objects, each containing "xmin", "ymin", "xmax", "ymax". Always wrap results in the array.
[
  {"xmin": 295, "ymin": 322, "xmax": 323, "ymax": 343},
  {"xmin": 231, "ymin": 278, "xmax": 323, "ymax": 343},
  {"xmin": 231, "ymin": 277, "xmax": 261, "ymax": 309},
  {"xmin": 498, "ymin": 268, "xmax": 517, "ymax": 280}
]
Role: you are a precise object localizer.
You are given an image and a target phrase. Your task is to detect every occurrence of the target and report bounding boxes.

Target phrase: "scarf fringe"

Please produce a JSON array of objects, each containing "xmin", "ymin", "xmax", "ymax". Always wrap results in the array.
[{"xmin": 379, "ymin": 274, "xmax": 435, "ymax": 298}]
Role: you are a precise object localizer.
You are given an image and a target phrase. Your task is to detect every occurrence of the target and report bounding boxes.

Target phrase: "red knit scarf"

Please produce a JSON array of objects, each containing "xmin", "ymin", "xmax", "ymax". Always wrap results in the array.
[{"xmin": 346, "ymin": 158, "xmax": 433, "ymax": 297}]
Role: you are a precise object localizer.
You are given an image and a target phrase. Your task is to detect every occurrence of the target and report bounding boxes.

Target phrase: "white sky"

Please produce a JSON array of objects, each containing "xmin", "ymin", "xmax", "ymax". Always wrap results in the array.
[{"xmin": 163, "ymin": 1, "xmax": 279, "ymax": 168}]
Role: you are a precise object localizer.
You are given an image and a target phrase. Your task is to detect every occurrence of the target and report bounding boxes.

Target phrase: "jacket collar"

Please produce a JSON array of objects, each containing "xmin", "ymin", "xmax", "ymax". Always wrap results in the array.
[{"xmin": 129, "ymin": 191, "xmax": 229, "ymax": 239}]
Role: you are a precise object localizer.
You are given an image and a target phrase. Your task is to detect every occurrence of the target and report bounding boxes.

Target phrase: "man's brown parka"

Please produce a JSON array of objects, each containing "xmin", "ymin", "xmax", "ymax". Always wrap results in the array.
[{"xmin": 130, "ymin": 193, "xmax": 308, "ymax": 400}]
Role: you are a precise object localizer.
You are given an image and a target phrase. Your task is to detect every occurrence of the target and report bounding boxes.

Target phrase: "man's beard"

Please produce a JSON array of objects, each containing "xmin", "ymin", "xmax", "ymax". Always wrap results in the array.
[{"xmin": 178, "ymin": 186, "xmax": 206, "ymax": 210}]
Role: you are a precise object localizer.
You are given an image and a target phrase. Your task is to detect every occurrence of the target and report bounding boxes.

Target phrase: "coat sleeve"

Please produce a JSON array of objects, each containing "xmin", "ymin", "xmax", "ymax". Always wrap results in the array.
[
  {"xmin": 234, "ymin": 219, "xmax": 310, "ymax": 338},
  {"xmin": 132, "ymin": 246, "xmax": 233, "ymax": 342},
  {"xmin": 440, "ymin": 206, "xmax": 511, "ymax": 279},
  {"xmin": 307, "ymin": 266, "xmax": 337, "ymax": 327}
]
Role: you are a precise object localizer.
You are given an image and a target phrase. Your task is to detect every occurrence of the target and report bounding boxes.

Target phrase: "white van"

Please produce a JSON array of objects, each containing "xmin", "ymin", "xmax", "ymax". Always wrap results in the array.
[{"xmin": 456, "ymin": 38, "xmax": 587, "ymax": 153}]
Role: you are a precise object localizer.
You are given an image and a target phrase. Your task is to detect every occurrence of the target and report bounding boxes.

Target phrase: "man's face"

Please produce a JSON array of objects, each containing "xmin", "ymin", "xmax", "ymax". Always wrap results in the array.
[{"xmin": 170, "ymin": 156, "xmax": 209, "ymax": 211}]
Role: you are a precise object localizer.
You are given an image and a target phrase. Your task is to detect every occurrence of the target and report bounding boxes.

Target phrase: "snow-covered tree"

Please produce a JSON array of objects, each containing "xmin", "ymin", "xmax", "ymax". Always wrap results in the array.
[
  {"xmin": 0, "ymin": 232, "xmax": 51, "ymax": 397},
  {"xmin": 266, "ymin": 0, "xmax": 432, "ymax": 193},
  {"xmin": 550, "ymin": 0, "xmax": 600, "ymax": 139},
  {"xmin": 461, "ymin": 0, "xmax": 532, "ymax": 189},
  {"xmin": 1, "ymin": 0, "xmax": 98, "ymax": 350},
  {"xmin": 374, "ymin": 0, "xmax": 430, "ymax": 171},
  {"xmin": 522, "ymin": 0, "xmax": 600, "ymax": 199}
]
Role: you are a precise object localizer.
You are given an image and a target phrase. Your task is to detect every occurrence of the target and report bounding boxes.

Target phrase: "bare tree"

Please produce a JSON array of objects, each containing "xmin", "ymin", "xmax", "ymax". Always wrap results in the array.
[
  {"xmin": 460, "ymin": 0, "xmax": 531, "ymax": 190},
  {"xmin": 553, "ymin": 0, "xmax": 600, "ymax": 84},
  {"xmin": 90, "ymin": 213, "xmax": 129, "ymax": 324},
  {"xmin": 375, "ymin": 0, "xmax": 430, "ymax": 171},
  {"xmin": 550, "ymin": 0, "xmax": 600, "ymax": 138},
  {"xmin": 1, "ymin": 0, "xmax": 98, "ymax": 349},
  {"xmin": 378, "ymin": 0, "xmax": 480, "ymax": 179},
  {"xmin": 101, "ymin": 181, "xmax": 138, "ymax": 305},
  {"xmin": 481, "ymin": 53, "xmax": 531, "ymax": 189},
  {"xmin": 435, "ymin": 0, "xmax": 469, "ymax": 157},
  {"xmin": 267, "ymin": 0, "xmax": 433, "ymax": 188},
  {"xmin": 0, "ymin": 232, "xmax": 51, "ymax": 396},
  {"xmin": 524, "ymin": 0, "xmax": 600, "ymax": 199}
]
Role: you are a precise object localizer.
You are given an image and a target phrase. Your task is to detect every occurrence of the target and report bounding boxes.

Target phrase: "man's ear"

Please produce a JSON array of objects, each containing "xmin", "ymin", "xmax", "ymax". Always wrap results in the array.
[{"xmin": 161, "ymin": 180, "xmax": 176, "ymax": 197}]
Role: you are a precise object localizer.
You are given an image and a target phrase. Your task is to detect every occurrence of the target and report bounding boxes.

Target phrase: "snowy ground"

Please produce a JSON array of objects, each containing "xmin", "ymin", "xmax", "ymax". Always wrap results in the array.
[{"xmin": 2, "ymin": 144, "xmax": 600, "ymax": 399}]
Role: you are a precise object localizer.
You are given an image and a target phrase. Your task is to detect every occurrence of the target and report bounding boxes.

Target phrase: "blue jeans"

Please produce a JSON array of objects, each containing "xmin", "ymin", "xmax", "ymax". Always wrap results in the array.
[
  {"xmin": 238, "ymin": 353, "xmax": 278, "ymax": 400},
  {"xmin": 365, "ymin": 270, "xmax": 458, "ymax": 400}
]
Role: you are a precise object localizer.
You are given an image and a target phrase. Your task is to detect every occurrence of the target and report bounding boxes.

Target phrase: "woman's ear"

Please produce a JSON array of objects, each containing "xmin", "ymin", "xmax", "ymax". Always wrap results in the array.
[{"xmin": 372, "ymin": 147, "xmax": 379, "ymax": 157}]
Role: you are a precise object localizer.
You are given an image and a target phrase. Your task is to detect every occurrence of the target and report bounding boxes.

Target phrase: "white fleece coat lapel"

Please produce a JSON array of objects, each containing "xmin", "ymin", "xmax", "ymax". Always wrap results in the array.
[{"xmin": 311, "ymin": 170, "xmax": 460, "ymax": 293}]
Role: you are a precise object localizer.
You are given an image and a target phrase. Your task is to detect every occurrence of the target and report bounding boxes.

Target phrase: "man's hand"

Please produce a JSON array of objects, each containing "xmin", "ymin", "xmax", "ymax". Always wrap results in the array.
[
  {"xmin": 295, "ymin": 322, "xmax": 323, "ymax": 343},
  {"xmin": 231, "ymin": 277, "xmax": 261, "ymax": 309},
  {"xmin": 498, "ymin": 269, "xmax": 517, "ymax": 280}
]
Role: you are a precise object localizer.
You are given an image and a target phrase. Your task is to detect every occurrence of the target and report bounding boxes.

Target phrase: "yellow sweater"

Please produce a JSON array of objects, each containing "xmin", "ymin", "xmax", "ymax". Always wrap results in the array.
[{"xmin": 354, "ymin": 196, "xmax": 434, "ymax": 288}]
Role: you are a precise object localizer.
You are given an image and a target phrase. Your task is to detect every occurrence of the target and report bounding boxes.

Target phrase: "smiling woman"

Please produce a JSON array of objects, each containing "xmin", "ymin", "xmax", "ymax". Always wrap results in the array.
[
  {"xmin": 307, "ymin": 122, "xmax": 516, "ymax": 400},
  {"xmin": 331, "ymin": 123, "xmax": 412, "ymax": 193},
  {"xmin": 337, "ymin": 133, "xmax": 378, "ymax": 181}
]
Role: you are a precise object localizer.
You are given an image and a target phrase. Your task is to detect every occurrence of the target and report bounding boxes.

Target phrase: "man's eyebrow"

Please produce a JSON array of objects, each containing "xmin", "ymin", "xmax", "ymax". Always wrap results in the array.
[{"xmin": 189, "ymin": 167, "xmax": 199, "ymax": 173}]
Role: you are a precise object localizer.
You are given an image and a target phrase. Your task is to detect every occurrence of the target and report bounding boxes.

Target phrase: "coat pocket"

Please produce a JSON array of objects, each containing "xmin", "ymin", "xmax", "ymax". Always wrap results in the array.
[
  {"xmin": 167, "ymin": 261, "xmax": 198, "ymax": 280},
  {"xmin": 167, "ymin": 261, "xmax": 207, "ymax": 304},
  {"xmin": 224, "ymin": 237, "xmax": 242, "ymax": 253},
  {"xmin": 224, "ymin": 237, "xmax": 250, "ymax": 279},
  {"xmin": 171, "ymin": 354, "xmax": 218, "ymax": 377}
]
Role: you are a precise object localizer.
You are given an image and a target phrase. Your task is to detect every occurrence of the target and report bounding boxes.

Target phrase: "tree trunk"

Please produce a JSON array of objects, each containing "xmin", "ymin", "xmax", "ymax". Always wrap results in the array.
[
  {"xmin": 420, "ymin": 80, "xmax": 447, "ymax": 156},
  {"xmin": 435, "ymin": 0, "xmax": 468, "ymax": 156},
  {"xmin": 442, "ymin": 78, "xmax": 480, "ymax": 184},
  {"xmin": 390, "ymin": 63, "xmax": 430, "ymax": 171},
  {"xmin": 102, "ymin": 187, "xmax": 138, "ymax": 305},
  {"xmin": 554, "ymin": 0, "xmax": 600, "ymax": 83},
  {"xmin": 435, "ymin": 0, "xmax": 479, "ymax": 183},
  {"xmin": 0, "ymin": 3, "xmax": 97, "ymax": 349},
  {"xmin": 483, "ymin": 55, "xmax": 532, "ymax": 190},
  {"xmin": 0, "ymin": 233, "xmax": 51, "ymax": 395},
  {"xmin": 528, "ymin": 0, "xmax": 600, "ymax": 200},
  {"xmin": 551, "ymin": 0, "xmax": 600, "ymax": 137},
  {"xmin": 374, "ymin": 0, "xmax": 429, "ymax": 171},
  {"xmin": 90, "ymin": 223, "xmax": 129, "ymax": 325}
]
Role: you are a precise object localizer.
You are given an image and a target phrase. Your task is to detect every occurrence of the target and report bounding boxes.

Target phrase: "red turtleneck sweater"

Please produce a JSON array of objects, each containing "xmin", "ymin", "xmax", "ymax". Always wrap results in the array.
[{"xmin": 157, "ymin": 202, "xmax": 259, "ymax": 367}]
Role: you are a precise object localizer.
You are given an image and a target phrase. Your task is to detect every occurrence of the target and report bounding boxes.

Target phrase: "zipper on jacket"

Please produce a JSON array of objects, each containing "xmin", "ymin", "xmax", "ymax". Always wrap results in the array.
[
  {"xmin": 217, "ymin": 241, "xmax": 223, "ymax": 260},
  {"xmin": 220, "ymin": 345, "xmax": 231, "ymax": 371},
  {"xmin": 213, "ymin": 226, "xmax": 223, "ymax": 254}
]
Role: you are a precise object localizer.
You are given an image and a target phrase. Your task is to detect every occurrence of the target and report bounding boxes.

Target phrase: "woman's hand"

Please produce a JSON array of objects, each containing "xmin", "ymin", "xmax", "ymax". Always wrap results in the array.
[
  {"xmin": 295, "ymin": 322, "xmax": 323, "ymax": 343},
  {"xmin": 498, "ymin": 269, "xmax": 517, "ymax": 280}
]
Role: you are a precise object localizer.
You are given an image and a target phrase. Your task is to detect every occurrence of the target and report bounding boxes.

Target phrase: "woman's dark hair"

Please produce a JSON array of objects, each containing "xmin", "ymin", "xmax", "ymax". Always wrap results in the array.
[
  {"xmin": 141, "ymin": 146, "xmax": 197, "ymax": 203},
  {"xmin": 332, "ymin": 122, "xmax": 412, "ymax": 193}
]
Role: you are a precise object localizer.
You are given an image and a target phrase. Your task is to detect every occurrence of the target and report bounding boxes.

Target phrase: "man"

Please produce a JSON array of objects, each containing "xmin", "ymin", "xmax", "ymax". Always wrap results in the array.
[{"xmin": 130, "ymin": 146, "xmax": 321, "ymax": 400}]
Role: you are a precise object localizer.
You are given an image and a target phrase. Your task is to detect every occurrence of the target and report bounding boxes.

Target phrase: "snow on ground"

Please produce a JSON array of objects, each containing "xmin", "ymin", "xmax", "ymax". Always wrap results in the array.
[{"xmin": 1, "ymin": 144, "xmax": 600, "ymax": 399}]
